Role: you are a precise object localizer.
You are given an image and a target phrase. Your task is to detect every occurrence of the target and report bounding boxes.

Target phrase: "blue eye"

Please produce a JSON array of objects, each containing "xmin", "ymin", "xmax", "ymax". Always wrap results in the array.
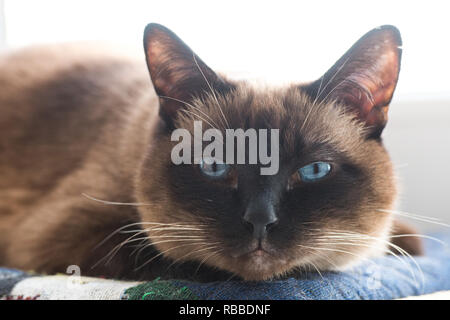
[
  {"xmin": 298, "ymin": 162, "xmax": 332, "ymax": 182},
  {"xmin": 199, "ymin": 158, "xmax": 229, "ymax": 178}
]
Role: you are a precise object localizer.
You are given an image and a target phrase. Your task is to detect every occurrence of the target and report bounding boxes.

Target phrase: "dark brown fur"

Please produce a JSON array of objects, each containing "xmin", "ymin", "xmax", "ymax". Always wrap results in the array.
[{"xmin": 0, "ymin": 25, "xmax": 422, "ymax": 281}]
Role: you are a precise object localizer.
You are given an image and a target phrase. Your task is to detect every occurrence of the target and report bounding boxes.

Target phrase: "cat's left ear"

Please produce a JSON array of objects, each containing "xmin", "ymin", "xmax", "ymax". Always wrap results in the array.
[
  {"xmin": 304, "ymin": 25, "xmax": 402, "ymax": 138},
  {"xmin": 143, "ymin": 23, "xmax": 232, "ymax": 128}
]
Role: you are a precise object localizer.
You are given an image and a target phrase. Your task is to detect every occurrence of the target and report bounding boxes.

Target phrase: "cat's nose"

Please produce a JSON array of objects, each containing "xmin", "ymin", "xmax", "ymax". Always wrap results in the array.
[{"xmin": 243, "ymin": 197, "xmax": 278, "ymax": 240}]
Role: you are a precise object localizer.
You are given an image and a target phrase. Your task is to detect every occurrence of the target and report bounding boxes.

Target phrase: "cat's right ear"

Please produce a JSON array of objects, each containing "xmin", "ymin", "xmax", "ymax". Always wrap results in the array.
[
  {"xmin": 303, "ymin": 25, "xmax": 402, "ymax": 138},
  {"xmin": 143, "ymin": 23, "xmax": 232, "ymax": 128}
]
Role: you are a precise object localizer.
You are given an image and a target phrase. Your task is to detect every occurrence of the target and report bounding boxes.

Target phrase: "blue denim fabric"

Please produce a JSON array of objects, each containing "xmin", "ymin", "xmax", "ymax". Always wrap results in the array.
[
  {"xmin": 171, "ymin": 233, "xmax": 450, "ymax": 299},
  {"xmin": 1, "ymin": 233, "xmax": 449, "ymax": 299}
]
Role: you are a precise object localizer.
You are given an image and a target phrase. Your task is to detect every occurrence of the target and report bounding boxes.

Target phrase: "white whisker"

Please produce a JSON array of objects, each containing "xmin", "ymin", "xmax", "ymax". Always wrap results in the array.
[
  {"xmin": 82, "ymin": 193, "xmax": 150, "ymax": 206},
  {"xmin": 192, "ymin": 53, "xmax": 230, "ymax": 129},
  {"xmin": 378, "ymin": 209, "xmax": 450, "ymax": 227},
  {"xmin": 159, "ymin": 95, "xmax": 221, "ymax": 130},
  {"xmin": 135, "ymin": 242, "xmax": 210, "ymax": 271}
]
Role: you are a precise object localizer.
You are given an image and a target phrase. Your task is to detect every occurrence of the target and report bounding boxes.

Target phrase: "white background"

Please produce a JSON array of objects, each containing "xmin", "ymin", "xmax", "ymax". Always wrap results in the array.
[{"xmin": 2, "ymin": 0, "xmax": 450, "ymax": 100}]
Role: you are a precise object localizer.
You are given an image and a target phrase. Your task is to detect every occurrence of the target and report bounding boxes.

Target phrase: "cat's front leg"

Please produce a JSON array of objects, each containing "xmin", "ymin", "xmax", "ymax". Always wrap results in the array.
[{"xmin": 4, "ymin": 194, "xmax": 145, "ymax": 279}]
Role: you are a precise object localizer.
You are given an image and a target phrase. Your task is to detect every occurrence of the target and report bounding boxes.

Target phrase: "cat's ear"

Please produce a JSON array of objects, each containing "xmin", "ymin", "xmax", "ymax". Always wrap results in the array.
[
  {"xmin": 304, "ymin": 25, "xmax": 402, "ymax": 138},
  {"xmin": 143, "ymin": 23, "xmax": 231, "ymax": 127}
]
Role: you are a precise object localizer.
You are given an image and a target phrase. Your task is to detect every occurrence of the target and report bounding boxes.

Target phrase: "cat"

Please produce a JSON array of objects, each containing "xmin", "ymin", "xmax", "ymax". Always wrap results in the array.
[{"xmin": 0, "ymin": 23, "xmax": 422, "ymax": 282}]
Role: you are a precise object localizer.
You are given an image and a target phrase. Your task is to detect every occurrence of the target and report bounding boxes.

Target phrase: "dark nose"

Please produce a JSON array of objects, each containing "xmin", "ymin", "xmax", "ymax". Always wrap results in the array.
[{"xmin": 243, "ymin": 196, "xmax": 278, "ymax": 240}]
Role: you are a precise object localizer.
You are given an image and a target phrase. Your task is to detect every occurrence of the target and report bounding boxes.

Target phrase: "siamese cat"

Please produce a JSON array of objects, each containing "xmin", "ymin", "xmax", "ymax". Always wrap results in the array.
[{"xmin": 0, "ymin": 24, "xmax": 422, "ymax": 281}]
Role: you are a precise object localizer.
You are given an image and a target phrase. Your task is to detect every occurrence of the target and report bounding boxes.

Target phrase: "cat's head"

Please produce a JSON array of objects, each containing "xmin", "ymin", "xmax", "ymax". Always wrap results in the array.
[{"xmin": 136, "ymin": 24, "xmax": 401, "ymax": 280}]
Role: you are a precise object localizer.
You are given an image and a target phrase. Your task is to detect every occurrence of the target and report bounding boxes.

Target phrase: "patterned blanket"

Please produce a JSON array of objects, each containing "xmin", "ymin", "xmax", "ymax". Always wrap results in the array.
[{"xmin": 1, "ymin": 233, "xmax": 450, "ymax": 300}]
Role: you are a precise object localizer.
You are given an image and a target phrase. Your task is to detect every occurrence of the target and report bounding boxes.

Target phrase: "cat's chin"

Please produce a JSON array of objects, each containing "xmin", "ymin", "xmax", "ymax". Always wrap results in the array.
[
  {"xmin": 221, "ymin": 249, "xmax": 294, "ymax": 281},
  {"xmin": 213, "ymin": 240, "xmax": 386, "ymax": 281}
]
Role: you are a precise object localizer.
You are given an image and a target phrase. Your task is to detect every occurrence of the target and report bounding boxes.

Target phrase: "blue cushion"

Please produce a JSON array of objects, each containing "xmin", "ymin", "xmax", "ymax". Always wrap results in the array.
[
  {"xmin": 166, "ymin": 232, "xmax": 450, "ymax": 299},
  {"xmin": 2, "ymin": 233, "xmax": 450, "ymax": 299}
]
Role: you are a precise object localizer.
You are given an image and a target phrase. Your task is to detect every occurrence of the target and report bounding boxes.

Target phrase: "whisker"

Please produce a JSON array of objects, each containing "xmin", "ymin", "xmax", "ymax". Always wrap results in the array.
[
  {"xmin": 320, "ymin": 232, "xmax": 446, "ymax": 246},
  {"xmin": 389, "ymin": 234, "xmax": 447, "ymax": 246},
  {"xmin": 105, "ymin": 235, "xmax": 151, "ymax": 264},
  {"xmin": 312, "ymin": 75, "xmax": 325, "ymax": 106},
  {"xmin": 96, "ymin": 222, "xmax": 208, "ymax": 250},
  {"xmin": 308, "ymin": 259, "xmax": 325, "ymax": 281},
  {"xmin": 82, "ymin": 193, "xmax": 151, "ymax": 206},
  {"xmin": 309, "ymin": 250, "xmax": 340, "ymax": 271},
  {"xmin": 301, "ymin": 57, "xmax": 351, "ymax": 131},
  {"xmin": 179, "ymin": 109, "xmax": 224, "ymax": 139},
  {"xmin": 318, "ymin": 229, "xmax": 425, "ymax": 286},
  {"xmin": 314, "ymin": 238, "xmax": 418, "ymax": 282},
  {"xmin": 378, "ymin": 209, "xmax": 450, "ymax": 227},
  {"xmin": 320, "ymin": 78, "xmax": 351, "ymax": 106},
  {"xmin": 92, "ymin": 230, "xmax": 148, "ymax": 269},
  {"xmin": 166, "ymin": 244, "xmax": 221, "ymax": 270},
  {"xmin": 135, "ymin": 242, "xmax": 209, "ymax": 271},
  {"xmin": 135, "ymin": 235, "xmax": 207, "ymax": 239},
  {"xmin": 394, "ymin": 163, "xmax": 409, "ymax": 169},
  {"xmin": 159, "ymin": 95, "xmax": 221, "ymax": 130},
  {"xmin": 195, "ymin": 248, "xmax": 224, "ymax": 275},
  {"xmin": 120, "ymin": 228, "xmax": 206, "ymax": 234},
  {"xmin": 314, "ymin": 56, "xmax": 351, "ymax": 104},
  {"xmin": 297, "ymin": 244, "xmax": 376, "ymax": 265},
  {"xmin": 193, "ymin": 53, "xmax": 230, "ymax": 129},
  {"xmin": 141, "ymin": 227, "xmax": 207, "ymax": 232},
  {"xmin": 129, "ymin": 238, "xmax": 150, "ymax": 257},
  {"xmin": 133, "ymin": 238, "xmax": 209, "ymax": 266}
]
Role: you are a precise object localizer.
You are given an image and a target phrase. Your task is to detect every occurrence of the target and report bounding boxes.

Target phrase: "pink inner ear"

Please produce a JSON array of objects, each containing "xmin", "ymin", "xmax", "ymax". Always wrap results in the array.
[
  {"xmin": 145, "ymin": 34, "xmax": 191, "ymax": 97},
  {"xmin": 143, "ymin": 24, "xmax": 220, "ymax": 123},
  {"xmin": 339, "ymin": 48, "xmax": 400, "ymax": 129},
  {"xmin": 322, "ymin": 27, "xmax": 402, "ymax": 136}
]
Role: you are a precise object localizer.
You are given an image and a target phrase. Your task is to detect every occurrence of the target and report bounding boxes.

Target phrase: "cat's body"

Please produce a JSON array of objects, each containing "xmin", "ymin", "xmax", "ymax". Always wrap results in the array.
[
  {"xmin": 0, "ymin": 25, "xmax": 422, "ymax": 281},
  {"xmin": 0, "ymin": 44, "xmax": 158, "ymax": 278}
]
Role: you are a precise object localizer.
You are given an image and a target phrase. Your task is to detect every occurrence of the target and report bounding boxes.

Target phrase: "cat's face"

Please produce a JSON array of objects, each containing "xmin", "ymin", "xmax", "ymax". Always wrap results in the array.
[{"xmin": 136, "ymin": 24, "xmax": 401, "ymax": 280}]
